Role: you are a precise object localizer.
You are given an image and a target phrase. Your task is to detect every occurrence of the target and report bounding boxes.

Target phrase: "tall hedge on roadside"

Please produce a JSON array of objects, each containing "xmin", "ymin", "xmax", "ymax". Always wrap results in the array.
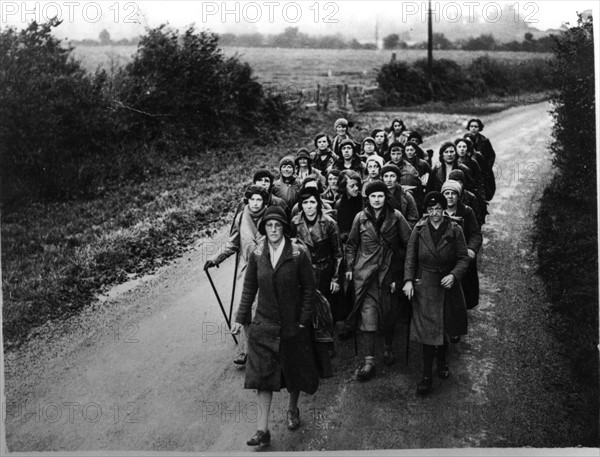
[{"xmin": 534, "ymin": 14, "xmax": 597, "ymax": 422}]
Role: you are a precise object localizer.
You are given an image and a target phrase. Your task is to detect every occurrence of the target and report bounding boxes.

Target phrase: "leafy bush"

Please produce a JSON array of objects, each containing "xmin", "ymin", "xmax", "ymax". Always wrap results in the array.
[
  {"xmin": 534, "ymin": 15, "xmax": 597, "ymax": 419},
  {"xmin": 375, "ymin": 54, "xmax": 553, "ymax": 106}
]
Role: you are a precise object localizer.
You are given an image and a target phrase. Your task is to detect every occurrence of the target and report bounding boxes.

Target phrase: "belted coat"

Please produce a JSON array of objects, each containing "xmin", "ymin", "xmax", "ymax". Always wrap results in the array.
[
  {"xmin": 404, "ymin": 216, "xmax": 470, "ymax": 345},
  {"xmin": 235, "ymin": 238, "xmax": 319, "ymax": 394}
]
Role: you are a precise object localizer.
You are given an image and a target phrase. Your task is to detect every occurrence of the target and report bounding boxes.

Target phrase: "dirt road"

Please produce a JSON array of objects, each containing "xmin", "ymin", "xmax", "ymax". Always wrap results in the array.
[{"xmin": 3, "ymin": 101, "xmax": 594, "ymax": 452}]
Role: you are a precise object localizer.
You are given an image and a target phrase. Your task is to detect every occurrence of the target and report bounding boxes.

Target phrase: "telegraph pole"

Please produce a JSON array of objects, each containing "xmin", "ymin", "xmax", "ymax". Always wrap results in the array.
[{"xmin": 427, "ymin": 0, "xmax": 434, "ymax": 100}]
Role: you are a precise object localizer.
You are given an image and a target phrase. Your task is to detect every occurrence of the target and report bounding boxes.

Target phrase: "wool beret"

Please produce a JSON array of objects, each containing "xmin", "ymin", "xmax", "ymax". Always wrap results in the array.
[
  {"xmin": 339, "ymin": 138, "xmax": 355, "ymax": 150},
  {"xmin": 424, "ymin": 191, "xmax": 448, "ymax": 209},
  {"xmin": 334, "ymin": 118, "xmax": 349, "ymax": 128},
  {"xmin": 365, "ymin": 154, "xmax": 384, "ymax": 168},
  {"xmin": 407, "ymin": 131, "xmax": 423, "ymax": 144},
  {"xmin": 244, "ymin": 184, "xmax": 269, "ymax": 204},
  {"xmin": 362, "ymin": 136, "xmax": 376, "ymax": 146},
  {"xmin": 388, "ymin": 141, "xmax": 405, "ymax": 151},
  {"xmin": 364, "ymin": 180, "xmax": 389, "ymax": 197},
  {"xmin": 441, "ymin": 180, "xmax": 463, "ymax": 196},
  {"xmin": 380, "ymin": 164, "xmax": 401, "ymax": 179},
  {"xmin": 253, "ymin": 169, "xmax": 274, "ymax": 184},
  {"xmin": 279, "ymin": 155, "xmax": 295, "ymax": 168},
  {"xmin": 448, "ymin": 169, "xmax": 466, "ymax": 183}
]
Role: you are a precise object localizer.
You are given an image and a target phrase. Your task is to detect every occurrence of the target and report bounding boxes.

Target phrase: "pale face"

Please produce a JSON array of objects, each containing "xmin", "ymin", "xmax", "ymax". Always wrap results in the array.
[
  {"xmin": 442, "ymin": 146, "xmax": 456, "ymax": 164},
  {"xmin": 390, "ymin": 149, "xmax": 403, "ymax": 163},
  {"xmin": 301, "ymin": 196, "xmax": 319, "ymax": 219},
  {"xmin": 368, "ymin": 191, "xmax": 386, "ymax": 210},
  {"xmin": 280, "ymin": 164, "xmax": 294, "ymax": 178},
  {"xmin": 265, "ymin": 220, "xmax": 284, "ymax": 245},
  {"xmin": 336, "ymin": 124, "xmax": 347, "ymax": 135},
  {"xmin": 341, "ymin": 144, "xmax": 354, "ymax": 160},
  {"xmin": 346, "ymin": 179, "xmax": 360, "ymax": 198},
  {"xmin": 255, "ymin": 177, "xmax": 271, "ymax": 190},
  {"xmin": 393, "ymin": 121, "xmax": 403, "ymax": 133},
  {"xmin": 443, "ymin": 190, "xmax": 458, "ymax": 209},
  {"xmin": 297, "ymin": 158, "xmax": 308, "ymax": 168},
  {"xmin": 317, "ymin": 137, "xmax": 329, "ymax": 151},
  {"xmin": 404, "ymin": 144, "xmax": 416, "ymax": 160},
  {"xmin": 383, "ymin": 172, "xmax": 398, "ymax": 189},
  {"xmin": 367, "ymin": 161, "xmax": 380, "ymax": 178},
  {"xmin": 247, "ymin": 195, "xmax": 265, "ymax": 213},
  {"xmin": 427, "ymin": 203, "xmax": 444, "ymax": 223},
  {"xmin": 327, "ymin": 174, "xmax": 338, "ymax": 191},
  {"xmin": 469, "ymin": 122, "xmax": 480, "ymax": 134},
  {"xmin": 374, "ymin": 131, "xmax": 386, "ymax": 145},
  {"xmin": 455, "ymin": 141, "xmax": 468, "ymax": 158},
  {"xmin": 363, "ymin": 142, "xmax": 375, "ymax": 154}
]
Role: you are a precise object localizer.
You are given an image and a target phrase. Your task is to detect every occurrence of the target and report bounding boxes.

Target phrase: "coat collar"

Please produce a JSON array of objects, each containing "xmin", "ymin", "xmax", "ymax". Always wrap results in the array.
[{"xmin": 260, "ymin": 237, "xmax": 294, "ymax": 274}]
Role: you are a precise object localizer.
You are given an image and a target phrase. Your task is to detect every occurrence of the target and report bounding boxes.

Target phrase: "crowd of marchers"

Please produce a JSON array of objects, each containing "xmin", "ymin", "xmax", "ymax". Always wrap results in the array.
[{"xmin": 204, "ymin": 117, "xmax": 497, "ymax": 448}]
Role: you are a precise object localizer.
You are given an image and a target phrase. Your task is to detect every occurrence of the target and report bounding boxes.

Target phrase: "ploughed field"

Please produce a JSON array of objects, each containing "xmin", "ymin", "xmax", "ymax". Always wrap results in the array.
[{"xmin": 72, "ymin": 45, "xmax": 552, "ymax": 91}]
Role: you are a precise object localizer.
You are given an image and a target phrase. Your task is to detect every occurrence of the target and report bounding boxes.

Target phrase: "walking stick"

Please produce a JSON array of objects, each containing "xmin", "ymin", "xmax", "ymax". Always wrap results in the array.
[
  {"xmin": 406, "ymin": 302, "xmax": 412, "ymax": 365},
  {"xmin": 228, "ymin": 252, "xmax": 240, "ymax": 323},
  {"xmin": 205, "ymin": 268, "xmax": 238, "ymax": 345}
]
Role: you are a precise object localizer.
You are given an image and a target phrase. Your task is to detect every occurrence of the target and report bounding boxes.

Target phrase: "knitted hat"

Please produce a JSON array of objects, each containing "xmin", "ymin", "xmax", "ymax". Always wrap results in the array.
[
  {"xmin": 365, "ymin": 154, "xmax": 384, "ymax": 168},
  {"xmin": 298, "ymin": 186, "xmax": 322, "ymax": 205},
  {"xmin": 407, "ymin": 131, "xmax": 423, "ymax": 144},
  {"xmin": 381, "ymin": 164, "xmax": 401, "ymax": 179},
  {"xmin": 258, "ymin": 206, "xmax": 290, "ymax": 235},
  {"xmin": 279, "ymin": 155, "xmax": 295, "ymax": 169},
  {"xmin": 364, "ymin": 180, "xmax": 389, "ymax": 197},
  {"xmin": 362, "ymin": 136, "xmax": 376, "ymax": 147},
  {"xmin": 339, "ymin": 138, "xmax": 355, "ymax": 151},
  {"xmin": 448, "ymin": 169, "xmax": 466, "ymax": 183},
  {"xmin": 371, "ymin": 128, "xmax": 385, "ymax": 138},
  {"xmin": 388, "ymin": 141, "xmax": 405, "ymax": 151},
  {"xmin": 334, "ymin": 118, "xmax": 349, "ymax": 129},
  {"xmin": 424, "ymin": 191, "xmax": 448, "ymax": 209},
  {"xmin": 441, "ymin": 180, "xmax": 463, "ymax": 196},
  {"xmin": 244, "ymin": 184, "xmax": 269, "ymax": 204}
]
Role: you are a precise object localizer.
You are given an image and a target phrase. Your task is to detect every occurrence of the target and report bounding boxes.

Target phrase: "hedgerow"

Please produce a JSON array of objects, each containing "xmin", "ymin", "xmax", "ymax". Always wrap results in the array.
[{"xmin": 534, "ymin": 14, "xmax": 597, "ymax": 441}]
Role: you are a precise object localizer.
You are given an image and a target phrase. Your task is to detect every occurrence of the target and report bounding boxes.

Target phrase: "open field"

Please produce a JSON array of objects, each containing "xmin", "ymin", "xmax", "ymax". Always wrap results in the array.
[{"xmin": 72, "ymin": 45, "xmax": 552, "ymax": 91}]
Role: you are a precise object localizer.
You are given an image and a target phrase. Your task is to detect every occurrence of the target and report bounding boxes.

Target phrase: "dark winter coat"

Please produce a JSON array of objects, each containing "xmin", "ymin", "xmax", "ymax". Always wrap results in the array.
[
  {"xmin": 291, "ymin": 212, "xmax": 343, "ymax": 342},
  {"xmin": 388, "ymin": 185, "xmax": 419, "ymax": 228},
  {"xmin": 404, "ymin": 216, "xmax": 470, "ymax": 345},
  {"xmin": 426, "ymin": 162, "xmax": 475, "ymax": 196},
  {"xmin": 335, "ymin": 194, "xmax": 364, "ymax": 244},
  {"xmin": 345, "ymin": 204, "xmax": 412, "ymax": 327},
  {"xmin": 236, "ymin": 238, "xmax": 319, "ymax": 394},
  {"xmin": 272, "ymin": 177, "xmax": 302, "ymax": 209},
  {"xmin": 448, "ymin": 203, "xmax": 482, "ymax": 309},
  {"xmin": 312, "ymin": 149, "xmax": 338, "ymax": 173},
  {"xmin": 470, "ymin": 134, "xmax": 496, "ymax": 200}
]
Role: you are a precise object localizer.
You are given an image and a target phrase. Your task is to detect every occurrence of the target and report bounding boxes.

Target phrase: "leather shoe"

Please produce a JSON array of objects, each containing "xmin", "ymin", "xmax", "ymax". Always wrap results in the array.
[
  {"xmin": 356, "ymin": 364, "xmax": 376, "ymax": 381},
  {"xmin": 450, "ymin": 336, "xmax": 461, "ymax": 343},
  {"xmin": 383, "ymin": 349, "xmax": 396, "ymax": 366},
  {"xmin": 416, "ymin": 376, "xmax": 433, "ymax": 395},
  {"xmin": 437, "ymin": 362, "xmax": 450, "ymax": 380},
  {"xmin": 233, "ymin": 352, "xmax": 247, "ymax": 365},
  {"xmin": 286, "ymin": 407, "xmax": 301, "ymax": 430},
  {"xmin": 247, "ymin": 429, "xmax": 270, "ymax": 446}
]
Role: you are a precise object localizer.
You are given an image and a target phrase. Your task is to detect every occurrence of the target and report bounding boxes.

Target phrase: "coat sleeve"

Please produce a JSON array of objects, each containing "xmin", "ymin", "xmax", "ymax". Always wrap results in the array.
[
  {"xmin": 235, "ymin": 250, "xmax": 259, "ymax": 325},
  {"xmin": 327, "ymin": 219, "xmax": 343, "ymax": 284},
  {"xmin": 425, "ymin": 164, "xmax": 438, "ymax": 194},
  {"xmin": 483, "ymin": 138, "xmax": 496, "ymax": 168},
  {"xmin": 464, "ymin": 207, "xmax": 482, "ymax": 253},
  {"xmin": 210, "ymin": 211, "xmax": 241, "ymax": 265},
  {"xmin": 297, "ymin": 247, "xmax": 317, "ymax": 326},
  {"xmin": 403, "ymin": 227, "xmax": 419, "ymax": 282},
  {"xmin": 344, "ymin": 212, "xmax": 362, "ymax": 272},
  {"xmin": 404, "ymin": 191, "xmax": 419, "ymax": 228},
  {"xmin": 449, "ymin": 224, "xmax": 470, "ymax": 282}
]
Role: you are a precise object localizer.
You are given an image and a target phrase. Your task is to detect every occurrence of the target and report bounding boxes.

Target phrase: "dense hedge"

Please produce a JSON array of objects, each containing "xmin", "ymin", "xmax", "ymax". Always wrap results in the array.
[
  {"xmin": 376, "ymin": 55, "xmax": 554, "ymax": 105},
  {"xmin": 0, "ymin": 20, "xmax": 290, "ymax": 211},
  {"xmin": 534, "ymin": 15, "xmax": 597, "ymax": 415}
]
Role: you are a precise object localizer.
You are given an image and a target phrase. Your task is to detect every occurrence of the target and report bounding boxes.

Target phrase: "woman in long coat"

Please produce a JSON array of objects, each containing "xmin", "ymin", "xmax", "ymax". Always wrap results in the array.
[
  {"xmin": 442, "ymin": 180, "xmax": 482, "ymax": 313},
  {"xmin": 345, "ymin": 181, "xmax": 412, "ymax": 381},
  {"xmin": 465, "ymin": 118, "xmax": 496, "ymax": 201},
  {"xmin": 403, "ymin": 191, "xmax": 470, "ymax": 396},
  {"xmin": 204, "ymin": 184, "xmax": 268, "ymax": 365},
  {"xmin": 232, "ymin": 206, "xmax": 319, "ymax": 446},
  {"xmin": 291, "ymin": 187, "xmax": 343, "ymax": 377},
  {"xmin": 426, "ymin": 141, "xmax": 474, "ymax": 195}
]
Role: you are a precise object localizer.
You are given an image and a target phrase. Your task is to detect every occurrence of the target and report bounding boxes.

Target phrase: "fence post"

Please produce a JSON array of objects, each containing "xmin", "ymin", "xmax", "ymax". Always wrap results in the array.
[
  {"xmin": 337, "ymin": 85, "xmax": 343, "ymax": 108},
  {"xmin": 316, "ymin": 83, "xmax": 321, "ymax": 111},
  {"xmin": 344, "ymin": 84, "xmax": 348, "ymax": 109}
]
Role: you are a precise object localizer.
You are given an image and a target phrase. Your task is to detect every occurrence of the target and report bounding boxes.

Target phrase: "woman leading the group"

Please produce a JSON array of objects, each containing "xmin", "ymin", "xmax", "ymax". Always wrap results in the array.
[
  {"xmin": 231, "ymin": 206, "xmax": 319, "ymax": 447},
  {"xmin": 402, "ymin": 192, "xmax": 470, "ymax": 395}
]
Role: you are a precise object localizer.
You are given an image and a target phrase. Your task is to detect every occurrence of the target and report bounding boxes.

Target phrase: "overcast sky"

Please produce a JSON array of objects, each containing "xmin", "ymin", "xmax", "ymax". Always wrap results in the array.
[{"xmin": 1, "ymin": 1, "xmax": 597, "ymax": 40}]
